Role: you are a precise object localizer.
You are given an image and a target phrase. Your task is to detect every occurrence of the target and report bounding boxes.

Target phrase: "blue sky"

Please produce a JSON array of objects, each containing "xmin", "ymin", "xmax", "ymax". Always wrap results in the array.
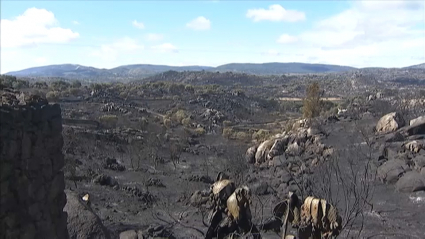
[{"xmin": 1, "ymin": 0, "xmax": 424, "ymax": 73}]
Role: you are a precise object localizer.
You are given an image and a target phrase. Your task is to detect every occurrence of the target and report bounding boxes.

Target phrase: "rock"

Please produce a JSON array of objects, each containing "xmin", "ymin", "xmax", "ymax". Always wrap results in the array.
[
  {"xmin": 377, "ymin": 159, "xmax": 410, "ymax": 183},
  {"xmin": 410, "ymin": 116, "xmax": 425, "ymax": 126},
  {"xmin": 252, "ymin": 181, "xmax": 269, "ymax": 195},
  {"xmin": 285, "ymin": 142, "xmax": 301, "ymax": 156},
  {"xmin": 404, "ymin": 141, "xmax": 423, "ymax": 153},
  {"xmin": 268, "ymin": 136, "xmax": 290, "ymax": 160},
  {"xmin": 245, "ymin": 145, "xmax": 258, "ymax": 164},
  {"xmin": 255, "ymin": 139, "xmax": 274, "ymax": 164},
  {"xmin": 395, "ymin": 171, "xmax": 425, "ymax": 192},
  {"xmin": 384, "ymin": 132, "xmax": 405, "ymax": 142},
  {"xmin": 307, "ymin": 127, "xmax": 320, "ymax": 137},
  {"xmin": 92, "ymin": 174, "xmax": 118, "ymax": 187},
  {"xmin": 375, "ymin": 112, "xmax": 405, "ymax": 134},
  {"xmin": 413, "ymin": 155, "xmax": 425, "ymax": 169},
  {"xmin": 104, "ymin": 158, "xmax": 125, "ymax": 171},
  {"xmin": 421, "ymin": 167, "xmax": 425, "ymax": 176},
  {"xmin": 189, "ymin": 191, "xmax": 209, "ymax": 206},
  {"xmin": 119, "ymin": 230, "xmax": 138, "ymax": 239},
  {"xmin": 146, "ymin": 178, "xmax": 165, "ymax": 188},
  {"xmin": 322, "ymin": 148, "xmax": 334, "ymax": 158},
  {"xmin": 405, "ymin": 121, "xmax": 425, "ymax": 136},
  {"xmin": 137, "ymin": 230, "xmax": 145, "ymax": 239},
  {"xmin": 64, "ymin": 190, "xmax": 111, "ymax": 239}
]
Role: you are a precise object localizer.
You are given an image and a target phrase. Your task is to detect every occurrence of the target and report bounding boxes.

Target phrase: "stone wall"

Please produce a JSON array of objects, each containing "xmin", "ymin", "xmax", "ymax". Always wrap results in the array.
[{"xmin": 0, "ymin": 90, "xmax": 69, "ymax": 239}]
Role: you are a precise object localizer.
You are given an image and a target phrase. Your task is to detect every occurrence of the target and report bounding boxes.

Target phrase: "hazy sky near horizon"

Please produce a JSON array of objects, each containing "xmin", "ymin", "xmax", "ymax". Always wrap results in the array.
[{"xmin": 1, "ymin": 0, "xmax": 424, "ymax": 74}]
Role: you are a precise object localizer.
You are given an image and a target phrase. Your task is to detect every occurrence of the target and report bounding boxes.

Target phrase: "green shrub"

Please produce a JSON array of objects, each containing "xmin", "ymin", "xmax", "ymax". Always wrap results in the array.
[
  {"xmin": 222, "ymin": 120, "xmax": 232, "ymax": 127},
  {"xmin": 235, "ymin": 131, "xmax": 249, "ymax": 141},
  {"xmin": 99, "ymin": 115, "xmax": 118, "ymax": 128},
  {"xmin": 252, "ymin": 129, "xmax": 271, "ymax": 141},
  {"xmin": 194, "ymin": 127, "xmax": 206, "ymax": 136},
  {"xmin": 222, "ymin": 127, "xmax": 234, "ymax": 139},
  {"xmin": 46, "ymin": 91, "xmax": 59, "ymax": 102},
  {"xmin": 181, "ymin": 117, "xmax": 191, "ymax": 126},
  {"xmin": 173, "ymin": 110, "xmax": 187, "ymax": 123}
]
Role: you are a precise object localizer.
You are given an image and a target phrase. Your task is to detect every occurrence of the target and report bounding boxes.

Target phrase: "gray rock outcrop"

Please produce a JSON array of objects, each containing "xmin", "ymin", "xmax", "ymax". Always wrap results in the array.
[
  {"xmin": 64, "ymin": 190, "xmax": 111, "ymax": 239},
  {"xmin": 0, "ymin": 90, "xmax": 69, "ymax": 239}
]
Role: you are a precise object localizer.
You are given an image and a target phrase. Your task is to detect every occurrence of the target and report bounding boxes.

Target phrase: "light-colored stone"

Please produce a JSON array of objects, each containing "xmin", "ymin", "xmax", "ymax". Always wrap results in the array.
[
  {"xmin": 410, "ymin": 116, "xmax": 425, "ymax": 126},
  {"xmin": 255, "ymin": 139, "xmax": 274, "ymax": 164},
  {"xmin": 404, "ymin": 141, "xmax": 423, "ymax": 153},
  {"xmin": 376, "ymin": 112, "xmax": 405, "ymax": 134},
  {"xmin": 119, "ymin": 230, "xmax": 138, "ymax": 239}
]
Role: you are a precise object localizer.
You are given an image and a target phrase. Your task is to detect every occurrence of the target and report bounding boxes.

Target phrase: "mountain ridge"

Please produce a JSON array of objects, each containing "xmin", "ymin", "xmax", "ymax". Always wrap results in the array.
[{"xmin": 5, "ymin": 62, "xmax": 424, "ymax": 79}]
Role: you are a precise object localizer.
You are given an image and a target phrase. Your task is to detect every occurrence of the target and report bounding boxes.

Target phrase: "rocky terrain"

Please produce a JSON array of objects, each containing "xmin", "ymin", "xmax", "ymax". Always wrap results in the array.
[{"xmin": 1, "ymin": 67, "xmax": 425, "ymax": 239}]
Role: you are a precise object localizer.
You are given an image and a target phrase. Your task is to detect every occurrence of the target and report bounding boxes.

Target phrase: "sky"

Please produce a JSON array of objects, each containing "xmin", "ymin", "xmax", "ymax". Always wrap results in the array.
[{"xmin": 1, "ymin": 0, "xmax": 424, "ymax": 74}]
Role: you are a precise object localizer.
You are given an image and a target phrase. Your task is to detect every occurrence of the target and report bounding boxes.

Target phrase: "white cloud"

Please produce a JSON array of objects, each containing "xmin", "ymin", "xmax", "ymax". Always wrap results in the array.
[
  {"xmin": 151, "ymin": 43, "xmax": 178, "ymax": 53},
  {"xmin": 277, "ymin": 0, "xmax": 425, "ymax": 67},
  {"xmin": 146, "ymin": 33, "xmax": 164, "ymax": 41},
  {"xmin": 72, "ymin": 20, "xmax": 80, "ymax": 25},
  {"xmin": 1, "ymin": 7, "xmax": 80, "ymax": 48},
  {"xmin": 186, "ymin": 16, "xmax": 211, "ymax": 30},
  {"xmin": 277, "ymin": 34, "xmax": 298, "ymax": 44},
  {"xmin": 132, "ymin": 20, "xmax": 145, "ymax": 29},
  {"xmin": 89, "ymin": 37, "xmax": 144, "ymax": 61},
  {"xmin": 246, "ymin": 4, "xmax": 305, "ymax": 22}
]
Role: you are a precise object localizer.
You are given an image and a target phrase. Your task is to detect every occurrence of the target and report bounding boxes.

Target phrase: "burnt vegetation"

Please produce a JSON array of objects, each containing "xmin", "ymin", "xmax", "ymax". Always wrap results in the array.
[{"xmin": 1, "ymin": 65, "xmax": 425, "ymax": 239}]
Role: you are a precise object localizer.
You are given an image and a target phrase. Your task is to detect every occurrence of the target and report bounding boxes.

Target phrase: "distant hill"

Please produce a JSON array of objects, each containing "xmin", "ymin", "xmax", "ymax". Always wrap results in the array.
[
  {"xmin": 6, "ymin": 64, "xmax": 214, "ymax": 79},
  {"xmin": 214, "ymin": 62, "xmax": 357, "ymax": 74},
  {"xmin": 5, "ymin": 62, "xmax": 424, "ymax": 80},
  {"xmin": 5, "ymin": 64, "xmax": 109, "ymax": 78},
  {"xmin": 403, "ymin": 63, "xmax": 425, "ymax": 69}
]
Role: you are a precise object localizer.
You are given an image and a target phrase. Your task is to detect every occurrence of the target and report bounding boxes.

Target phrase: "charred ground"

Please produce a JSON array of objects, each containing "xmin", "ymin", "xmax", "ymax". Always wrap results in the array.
[{"xmin": 1, "ymin": 68, "xmax": 425, "ymax": 238}]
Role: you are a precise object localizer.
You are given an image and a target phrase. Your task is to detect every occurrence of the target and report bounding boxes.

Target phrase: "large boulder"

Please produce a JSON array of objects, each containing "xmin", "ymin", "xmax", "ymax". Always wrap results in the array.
[
  {"xmin": 377, "ymin": 159, "xmax": 410, "ymax": 183},
  {"xmin": 245, "ymin": 145, "xmax": 258, "ymax": 164},
  {"xmin": 404, "ymin": 141, "xmax": 423, "ymax": 153},
  {"xmin": 413, "ymin": 155, "xmax": 425, "ymax": 170},
  {"xmin": 255, "ymin": 139, "xmax": 275, "ymax": 164},
  {"xmin": 410, "ymin": 116, "xmax": 425, "ymax": 126},
  {"xmin": 375, "ymin": 112, "xmax": 405, "ymax": 134},
  {"xmin": 285, "ymin": 142, "xmax": 302, "ymax": 156},
  {"xmin": 405, "ymin": 121, "xmax": 425, "ymax": 136},
  {"xmin": 64, "ymin": 190, "xmax": 111, "ymax": 239},
  {"xmin": 268, "ymin": 136, "xmax": 290, "ymax": 160},
  {"xmin": 395, "ymin": 171, "xmax": 425, "ymax": 192}
]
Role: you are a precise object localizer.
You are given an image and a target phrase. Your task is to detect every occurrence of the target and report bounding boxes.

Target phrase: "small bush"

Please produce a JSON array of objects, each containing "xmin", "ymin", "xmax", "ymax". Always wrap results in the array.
[
  {"xmin": 99, "ymin": 115, "xmax": 118, "ymax": 128},
  {"xmin": 194, "ymin": 127, "xmax": 206, "ymax": 136},
  {"xmin": 222, "ymin": 127, "xmax": 234, "ymax": 139},
  {"xmin": 173, "ymin": 110, "xmax": 187, "ymax": 123},
  {"xmin": 235, "ymin": 131, "xmax": 249, "ymax": 141},
  {"xmin": 252, "ymin": 129, "xmax": 271, "ymax": 141},
  {"xmin": 46, "ymin": 91, "xmax": 59, "ymax": 102},
  {"xmin": 163, "ymin": 117, "xmax": 172, "ymax": 129},
  {"xmin": 181, "ymin": 117, "xmax": 191, "ymax": 127},
  {"xmin": 140, "ymin": 117, "xmax": 149, "ymax": 130},
  {"xmin": 222, "ymin": 120, "xmax": 232, "ymax": 127}
]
